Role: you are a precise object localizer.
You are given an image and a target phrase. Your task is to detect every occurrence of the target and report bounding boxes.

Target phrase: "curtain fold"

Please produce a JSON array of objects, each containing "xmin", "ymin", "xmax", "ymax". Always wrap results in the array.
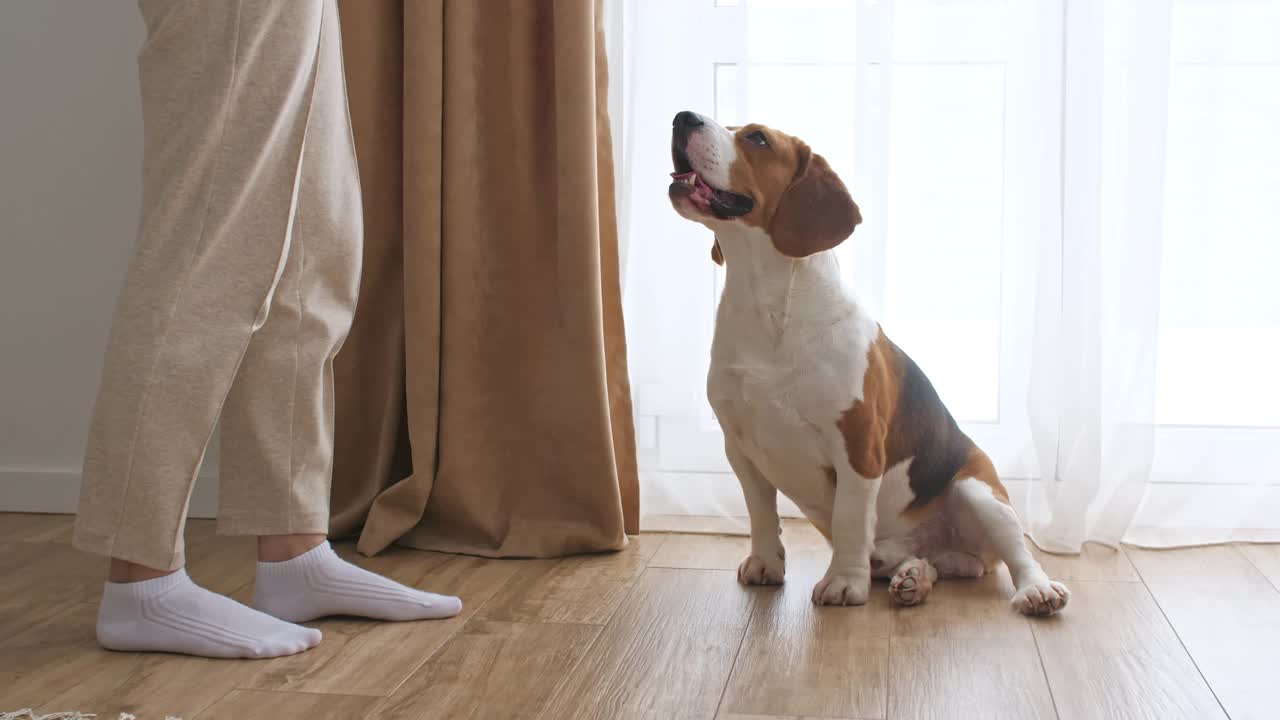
[
  {"xmin": 1025, "ymin": 0, "xmax": 1172, "ymax": 552},
  {"xmin": 331, "ymin": 0, "xmax": 639, "ymax": 558}
]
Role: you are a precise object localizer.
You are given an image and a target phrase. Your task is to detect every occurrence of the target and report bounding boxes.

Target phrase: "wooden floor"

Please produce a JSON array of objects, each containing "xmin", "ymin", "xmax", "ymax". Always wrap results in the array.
[{"xmin": 2, "ymin": 513, "xmax": 1279, "ymax": 720}]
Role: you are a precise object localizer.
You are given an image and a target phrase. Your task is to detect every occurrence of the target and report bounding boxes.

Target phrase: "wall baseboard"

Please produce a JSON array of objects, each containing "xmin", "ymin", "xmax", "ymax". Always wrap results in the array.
[{"xmin": 0, "ymin": 468, "xmax": 219, "ymax": 517}]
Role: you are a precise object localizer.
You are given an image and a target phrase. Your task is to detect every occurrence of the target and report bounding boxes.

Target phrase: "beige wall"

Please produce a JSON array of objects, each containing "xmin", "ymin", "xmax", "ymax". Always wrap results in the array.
[{"xmin": 0, "ymin": 1, "xmax": 216, "ymax": 513}]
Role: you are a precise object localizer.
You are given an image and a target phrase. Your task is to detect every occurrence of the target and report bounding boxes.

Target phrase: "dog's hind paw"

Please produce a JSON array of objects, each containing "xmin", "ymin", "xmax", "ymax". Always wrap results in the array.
[{"xmin": 889, "ymin": 557, "xmax": 936, "ymax": 607}]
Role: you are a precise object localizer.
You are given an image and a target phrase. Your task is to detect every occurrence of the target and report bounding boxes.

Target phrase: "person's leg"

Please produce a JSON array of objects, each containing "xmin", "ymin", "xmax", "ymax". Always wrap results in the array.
[
  {"xmin": 218, "ymin": 0, "xmax": 460, "ymax": 624},
  {"xmin": 75, "ymin": 0, "xmax": 338, "ymax": 658}
]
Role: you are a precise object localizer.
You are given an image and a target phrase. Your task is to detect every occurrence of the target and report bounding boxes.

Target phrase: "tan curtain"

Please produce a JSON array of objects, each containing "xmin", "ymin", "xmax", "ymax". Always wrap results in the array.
[{"xmin": 330, "ymin": 0, "xmax": 638, "ymax": 558}]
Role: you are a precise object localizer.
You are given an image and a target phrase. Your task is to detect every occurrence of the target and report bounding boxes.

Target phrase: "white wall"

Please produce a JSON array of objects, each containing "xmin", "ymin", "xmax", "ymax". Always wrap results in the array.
[{"xmin": 0, "ymin": 1, "xmax": 216, "ymax": 514}]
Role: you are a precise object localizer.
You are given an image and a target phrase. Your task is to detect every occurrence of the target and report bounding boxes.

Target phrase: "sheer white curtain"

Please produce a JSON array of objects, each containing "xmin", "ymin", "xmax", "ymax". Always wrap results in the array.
[{"xmin": 607, "ymin": 0, "xmax": 1280, "ymax": 548}]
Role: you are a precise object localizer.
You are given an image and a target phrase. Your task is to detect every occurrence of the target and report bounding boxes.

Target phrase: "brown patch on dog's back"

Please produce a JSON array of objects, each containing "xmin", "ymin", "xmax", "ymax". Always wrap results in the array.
[
  {"xmin": 956, "ymin": 445, "xmax": 1009, "ymax": 503},
  {"xmin": 837, "ymin": 330, "xmax": 989, "ymax": 511}
]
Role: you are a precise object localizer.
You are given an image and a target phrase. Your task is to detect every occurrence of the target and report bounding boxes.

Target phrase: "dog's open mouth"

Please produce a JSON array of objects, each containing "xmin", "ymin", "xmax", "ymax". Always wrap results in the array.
[{"xmin": 669, "ymin": 148, "xmax": 754, "ymax": 219}]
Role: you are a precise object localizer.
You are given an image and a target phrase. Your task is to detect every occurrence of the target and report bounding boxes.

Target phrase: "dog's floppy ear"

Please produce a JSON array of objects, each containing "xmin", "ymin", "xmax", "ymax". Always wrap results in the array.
[
  {"xmin": 711, "ymin": 239, "xmax": 724, "ymax": 265},
  {"xmin": 768, "ymin": 147, "xmax": 861, "ymax": 258}
]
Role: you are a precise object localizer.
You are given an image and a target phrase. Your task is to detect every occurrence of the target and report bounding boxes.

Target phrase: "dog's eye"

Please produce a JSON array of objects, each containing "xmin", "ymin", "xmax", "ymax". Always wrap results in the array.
[{"xmin": 745, "ymin": 130, "xmax": 769, "ymax": 147}]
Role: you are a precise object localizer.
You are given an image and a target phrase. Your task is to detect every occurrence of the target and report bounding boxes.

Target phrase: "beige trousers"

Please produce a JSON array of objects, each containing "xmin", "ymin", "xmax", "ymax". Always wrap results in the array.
[{"xmin": 73, "ymin": 0, "xmax": 362, "ymax": 572}]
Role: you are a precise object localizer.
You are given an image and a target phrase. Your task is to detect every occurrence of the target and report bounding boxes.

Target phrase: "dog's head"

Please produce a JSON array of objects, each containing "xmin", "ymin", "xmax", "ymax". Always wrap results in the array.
[{"xmin": 668, "ymin": 111, "xmax": 861, "ymax": 265}]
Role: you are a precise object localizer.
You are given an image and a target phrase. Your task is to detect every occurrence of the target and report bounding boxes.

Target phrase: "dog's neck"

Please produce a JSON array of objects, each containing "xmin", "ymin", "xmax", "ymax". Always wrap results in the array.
[{"xmin": 713, "ymin": 224, "xmax": 856, "ymax": 341}]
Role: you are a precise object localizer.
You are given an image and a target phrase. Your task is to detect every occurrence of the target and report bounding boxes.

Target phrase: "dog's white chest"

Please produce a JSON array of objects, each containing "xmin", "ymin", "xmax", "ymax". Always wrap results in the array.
[
  {"xmin": 715, "ymin": 359, "xmax": 824, "ymax": 452},
  {"xmin": 708, "ymin": 295, "xmax": 878, "ymax": 508},
  {"xmin": 720, "ymin": 372, "xmax": 827, "ymax": 484}
]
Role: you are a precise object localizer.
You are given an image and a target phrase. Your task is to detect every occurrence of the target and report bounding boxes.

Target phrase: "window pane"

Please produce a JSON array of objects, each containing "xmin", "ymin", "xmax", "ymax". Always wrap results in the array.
[
  {"xmin": 741, "ymin": 64, "xmax": 858, "ymax": 180},
  {"xmin": 743, "ymin": 1, "xmax": 857, "ymax": 64},
  {"xmin": 881, "ymin": 63, "xmax": 1007, "ymax": 422},
  {"xmin": 1157, "ymin": 64, "xmax": 1280, "ymax": 427}
]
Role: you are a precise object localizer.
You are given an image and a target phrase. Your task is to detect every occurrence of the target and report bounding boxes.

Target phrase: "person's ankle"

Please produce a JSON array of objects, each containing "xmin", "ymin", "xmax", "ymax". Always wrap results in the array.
[
  {"xmin": 108, "ymin": 558, "xmax": 178, "ymax": 584},
  {"xmin": 257, "ymin": 533, "xmax": 327, "ymax": 563}
]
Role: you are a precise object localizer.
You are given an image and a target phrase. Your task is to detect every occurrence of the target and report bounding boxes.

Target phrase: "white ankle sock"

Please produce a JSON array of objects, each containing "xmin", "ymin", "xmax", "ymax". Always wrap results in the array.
[
  {"xmin": 97, "ymin": 569, "xmax": 322, "ymax": 659},
  {"xmin": 253, "ymin": 542, "xmax": 463, "ymax": 623}
]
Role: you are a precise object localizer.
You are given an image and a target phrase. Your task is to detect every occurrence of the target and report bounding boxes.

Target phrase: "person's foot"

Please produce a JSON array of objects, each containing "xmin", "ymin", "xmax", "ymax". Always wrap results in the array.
[
  {"xmin": 96, "ymin": 569, "xmax": 321, "ymax": 658},
  {"xmin": 253, "ymin": 542, "xmax": 463, "ymax": 623}
]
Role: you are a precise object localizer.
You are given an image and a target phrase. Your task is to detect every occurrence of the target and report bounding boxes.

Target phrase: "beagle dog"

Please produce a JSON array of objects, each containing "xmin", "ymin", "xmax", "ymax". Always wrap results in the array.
[{"xmin": 668, "ymin": 110, "xmax": 1068, "ymax": 615}]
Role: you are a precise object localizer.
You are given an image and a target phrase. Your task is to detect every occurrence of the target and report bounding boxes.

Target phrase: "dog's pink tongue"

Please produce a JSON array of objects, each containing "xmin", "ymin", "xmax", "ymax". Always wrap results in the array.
[
  {"xmin": 692, "ymin": 174, "xmax": 715, "ymax": 202},
  {"xmin": 671, "ymin": 171, "xmax": 715, "ymax": 208}
]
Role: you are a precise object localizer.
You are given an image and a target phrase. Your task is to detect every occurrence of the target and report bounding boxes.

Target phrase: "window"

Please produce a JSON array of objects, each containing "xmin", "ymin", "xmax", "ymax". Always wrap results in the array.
[{"xmin": 615, "ymin": 0, "xmax": 1280, "ymax": 538}]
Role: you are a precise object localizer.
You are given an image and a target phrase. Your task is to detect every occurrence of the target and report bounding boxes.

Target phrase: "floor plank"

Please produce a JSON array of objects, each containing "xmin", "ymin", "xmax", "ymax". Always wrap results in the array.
[
  {"xmin": 0, "ymin": 672, "xmax": 26, "ymax": 712},
  {"xmin": 649, "ymin": 523, "xmax": 831, "ymax": 577},
  {"xmin": 1128, "ymin": 545, "xmax": 1279, "ymax": 720},
  {"xmin": 376, "ymin": 620, "xmax": 600, "ymax": 720},
  {"xmin": 4, "ymin": 531, "xmax": 1277, "ymax": 720},
  {"xmin": 889, "ymin": 565, "xmax": 1028, "ymax": 641},
  {"xmin": 1031, "ymin": 542, "xmax": 1140, "ymax": 582},
  {"xmin": 477, "ymin": 534, "xmax": 663, "ymax": 625},
  {"xmin": 649, "ymin": 533, "xmax": 750, "ymax": 571},
  {"xmin": 0, "ymin": 592, "xmax": 84, "ymax": 648},
  {"xmin": 1033, "ymin": 580, "xmax": 1226, "ymax": 720},
  {"xmin": 887, "ymin": 566, "xmax": 1055, "ymax": 720},
  {"xmin": 0, "ymin": 542, "xmax": 104, "ymax": 606},
  {"xmin": 541, "ymin": 568, "xmax": 755, "ymax": 720},
  {"xmin": 185, "ymin": 534, "xmax": 258, "ymax": 597},
  {"xmin": 0, "ymin": 541, "xmax": 39, "ymax": 577},
  {"xmin": 0, "ymin": 513, "xmax": 75, "ymax": 543},
  {"xmin": 49, "ymin": 655, "xmax": 263, "ymax": 720},
  {"xmin": 0, "ymin": 603, "xmax": 124, "ymax": 710},
  {"xmin": 889, "ymin": 636, "xmax": 1055, "ymax": 720},
  {"xmin": 2, "ymin": 602, "xmax": 260, "ymax": 719},
  {"xmin": 243, "ymin": 550, "xmax": 520, "ymax": 696},
  {"xmin": 719, "ymin": 715, "xmax": 866, "ymax": 720},
  {"xmin": 1237, "ymin": 542, "xmax": 1280, "ymax": 590},
  {"xmin": 720, "ymin": 545, "xmax": 891, "ymax": 720},
  {"xmin": 0, "ymin": 531, "xmax": 244, "ymax": 609},
  {"xmin": 195, "ymin": 689, "xmax": 375, "ymax": 720}
]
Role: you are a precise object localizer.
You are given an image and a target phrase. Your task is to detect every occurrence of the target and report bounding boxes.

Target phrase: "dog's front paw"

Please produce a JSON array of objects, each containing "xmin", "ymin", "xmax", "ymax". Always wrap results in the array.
[
  {"xmin": 1011, "ymin": 579, "xmax": 1070, "ymax": 616},
  {"xmin": 737, "ymin": 554, "xmax": 784, "ymax": 586},
  {"xmin": 811, "ymin": 571, "xmax": 870, "ymax": 606}
]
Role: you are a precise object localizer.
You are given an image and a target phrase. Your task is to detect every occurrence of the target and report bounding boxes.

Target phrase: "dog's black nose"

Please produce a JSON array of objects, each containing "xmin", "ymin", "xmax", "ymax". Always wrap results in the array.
[{"xmin": 673, "ymin": 111, "xmax": 705, "ymax": 129}]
